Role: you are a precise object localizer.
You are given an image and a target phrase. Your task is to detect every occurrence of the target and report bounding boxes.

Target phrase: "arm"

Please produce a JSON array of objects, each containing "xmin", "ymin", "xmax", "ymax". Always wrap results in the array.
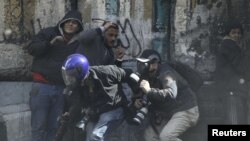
[
  {"xmin": 77, "ymin": 21, "xmax": 117, "ymax": 45},
  {"xmin": 27, "ymin": 28, "xmax": 55, "ymax": 56},
  {"xmin": 141, "ymin": 72, "xmax": 178, "ymax": 102},
  {"xmin": 77, "ymin": 28, "xmax": 101, "ymax": 44}
]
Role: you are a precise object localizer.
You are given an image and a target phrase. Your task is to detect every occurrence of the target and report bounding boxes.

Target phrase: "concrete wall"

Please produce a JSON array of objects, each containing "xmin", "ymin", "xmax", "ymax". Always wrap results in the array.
[
  {"xmin": 172, "ymin": 0, "xmax": 227, "ymax": 79},
  {"xmin": 0, "ymin": 82, "xmax": 32, "ymax": 141},
  {"xmin": 1, "ymin": 0, "xmax": 240, "ymax": 80},
  {"xmin": 0, "ymin": 0, "xmax": 4, "ymax": 41},
  {"xmin": 34, "ymin": 0, "xmax": 65, "ymax": 32}
]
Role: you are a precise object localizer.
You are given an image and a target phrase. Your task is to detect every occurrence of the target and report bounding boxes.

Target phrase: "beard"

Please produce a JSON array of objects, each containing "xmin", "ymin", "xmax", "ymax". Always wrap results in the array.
[
  {"xmin": 148, "ymin": 70, "xmax": 157, "ymax": 77},
  {"xmin": 103, "ymin": 37, "xmax": 115, "ymax": 47}
]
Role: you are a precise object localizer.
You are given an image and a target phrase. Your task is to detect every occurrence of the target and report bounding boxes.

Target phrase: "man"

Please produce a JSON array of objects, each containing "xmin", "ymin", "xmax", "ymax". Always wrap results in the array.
[
  {"xmin": 60, "ymin": 54, "xmax": 133, "ymax": 141},
  {"xmin": 132, "ymin": 49, "xmax": 199, "ymax": 141},
  {"xmin": 76, "ymin": 19, "xmax": 119, "ymax": 65},
  {"xmin": 26, "ymin": 10, "xmax": 84, "ymax": 141},
  {"xmin": 215, "ymin": 21, "xmax": 250, "ymax": 124}
]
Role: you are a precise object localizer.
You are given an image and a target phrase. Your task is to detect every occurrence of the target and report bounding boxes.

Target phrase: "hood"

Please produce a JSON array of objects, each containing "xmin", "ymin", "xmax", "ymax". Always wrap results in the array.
[{"xmin": 58, "ymin": 10, "xmax": 84, "ymax": 35}]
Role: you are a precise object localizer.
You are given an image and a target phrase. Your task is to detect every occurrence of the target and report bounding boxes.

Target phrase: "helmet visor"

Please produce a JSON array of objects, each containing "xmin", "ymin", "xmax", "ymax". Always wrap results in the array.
[{"xmin": 62, "ymin": 67, "xmax": 77, "ymax": 87}]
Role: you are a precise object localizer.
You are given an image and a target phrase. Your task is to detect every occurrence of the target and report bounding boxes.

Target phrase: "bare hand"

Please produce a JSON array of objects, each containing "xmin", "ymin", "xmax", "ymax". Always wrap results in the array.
[
  {"xmin": 114, "ymin": 46, "xmax": 125, "ymax": 60},
  {"xmin": 50, "ymin": 36, "xmax": 64, "ymax": 45},
  {"xmin": 103, "ymin": 21, "xmax": 118, "ymax": 31},
  {"xmin": 134, "ymin": 99, "xmax": 144, "ymax": 109},
  {"xmin": 140, "ymin": 80, "xmax": 151, "ymax": 94}
]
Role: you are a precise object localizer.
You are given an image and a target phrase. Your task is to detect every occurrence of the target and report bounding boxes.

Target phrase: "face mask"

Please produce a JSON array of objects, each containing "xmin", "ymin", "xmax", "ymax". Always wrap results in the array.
[{"xmin": 62, "ymin": 67, "xmax": 81, "ymax": 94}]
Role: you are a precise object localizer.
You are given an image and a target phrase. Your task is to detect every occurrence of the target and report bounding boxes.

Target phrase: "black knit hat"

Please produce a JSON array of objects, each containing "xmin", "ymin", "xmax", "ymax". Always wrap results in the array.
[
  {"xmin": 139, "ymin": 49, "xmax": 161, "ymax": 63},
  {"xmin": 224, "ymin": 20, "xmax": 243, "ymax": 36}
]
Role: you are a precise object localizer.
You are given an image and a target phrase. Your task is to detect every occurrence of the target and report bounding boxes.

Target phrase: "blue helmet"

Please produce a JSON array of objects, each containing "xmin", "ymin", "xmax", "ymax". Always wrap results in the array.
[{"xmin": 62, "ymin": 54, "xmax": 89, "ymax": 87}]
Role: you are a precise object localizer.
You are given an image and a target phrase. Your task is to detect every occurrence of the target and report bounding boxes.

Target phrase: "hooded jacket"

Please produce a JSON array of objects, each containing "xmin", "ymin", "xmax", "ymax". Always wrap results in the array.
[{"xmin": 27, "ymin": 10, "xmax": 84, "ymax": 85}]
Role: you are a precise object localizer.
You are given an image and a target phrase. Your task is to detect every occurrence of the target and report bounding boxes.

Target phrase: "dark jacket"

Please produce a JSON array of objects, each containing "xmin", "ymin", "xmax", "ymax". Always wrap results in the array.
[
  {"xmin": 27, "ymin": 10, "xmax": 84, "ymax": 85},
  {"xmin": 146, "ymin": 63, "xmax": 198, "ymax": 115},
  {"xmin": 76, "ymin": 28, "xmax": 115, "ymax": 66},
  {"xmin": 80, "ymin": 65, "xmax": 131, "ymax": 114},
  {"xmin": 215, "ymin": 38, "xmax": 250, "ymax": 96}
]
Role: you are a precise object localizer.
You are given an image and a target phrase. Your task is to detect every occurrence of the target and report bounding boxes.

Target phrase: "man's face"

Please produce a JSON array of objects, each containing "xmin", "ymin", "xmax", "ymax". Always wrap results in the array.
[
  {"xmin": 113, "ymin": 45, "xmax": 126, "ymax": 60},
  {"xmin": 148, "ymin": 62, "xmax": 159, "ymax": 77},
  {"xmin": 63, "ymin": 20, "xmax": 80, "ymax": 34},
  {"xmin": 229, "ymin": 28, "xmax": 242, "ymax": 42},
  {"xmin": 104, "ymin": 28, "xmax": 119, "ymax": 47}
]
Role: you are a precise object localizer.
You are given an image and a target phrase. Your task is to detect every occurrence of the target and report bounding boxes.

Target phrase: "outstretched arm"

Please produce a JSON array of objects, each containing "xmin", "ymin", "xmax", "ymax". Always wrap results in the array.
[{"xmin": 140, "ymin": 72, "xmax": 178, "ymax": 103}]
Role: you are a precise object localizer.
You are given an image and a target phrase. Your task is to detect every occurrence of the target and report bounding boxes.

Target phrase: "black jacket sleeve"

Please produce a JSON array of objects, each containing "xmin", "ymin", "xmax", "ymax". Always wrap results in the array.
[
  {"xmin": 77, "ymin": 28, "xmax": 101, "ymax": 45},
  {"xmin": 219, "ymin": 41, "xmax": 250, "ymax": 78},
  {"xmin": 27, "ymin": 27, "xmax": 55, "ymax": 56}
]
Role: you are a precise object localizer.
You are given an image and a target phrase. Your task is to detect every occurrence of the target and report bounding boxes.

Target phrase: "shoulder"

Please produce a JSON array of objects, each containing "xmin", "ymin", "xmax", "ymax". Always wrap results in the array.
[
  {"xmin": 37, "ymin": 26, "xmax": 58, "ymax": 36},
  {"xmin": 90, "ymin": 65, "xmax": 121, "ymax": 73},
  {"xmin": 220, "ymin": 38, "xmax": 238, "ymax": 50},
  {"xmin": 159, "ymin": 63, "xmax": 175, "ymax": 74}
]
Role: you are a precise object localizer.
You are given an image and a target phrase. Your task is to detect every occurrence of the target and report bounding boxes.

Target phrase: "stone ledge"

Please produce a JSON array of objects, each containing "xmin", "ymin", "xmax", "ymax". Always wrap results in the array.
[
  {"xmin": 0, "ymin": 82, "xmax": 32, "ymax": 141},
  {"xmin": 0, "ymin": 110, "xmax": 31, "ymax": 141},
  {"xmin": 0, "ymin": 104, "xmax": 29, "ymax": 115},
  {"xmin": 0, "ymin": 82, "xmax": 32, "ymax": 107}
]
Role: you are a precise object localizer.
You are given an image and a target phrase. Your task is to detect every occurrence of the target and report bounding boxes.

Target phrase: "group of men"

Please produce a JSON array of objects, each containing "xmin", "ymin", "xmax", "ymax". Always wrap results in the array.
[{"xmin": 26, "ymin": 10, "xmax": 200, "ymax": 141}]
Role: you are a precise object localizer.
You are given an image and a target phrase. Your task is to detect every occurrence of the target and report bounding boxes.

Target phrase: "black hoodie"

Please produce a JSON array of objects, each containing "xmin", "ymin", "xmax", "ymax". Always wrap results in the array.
[{"xmin": 27, "ymin": 10, "xmax": 84, "ymax": 85}]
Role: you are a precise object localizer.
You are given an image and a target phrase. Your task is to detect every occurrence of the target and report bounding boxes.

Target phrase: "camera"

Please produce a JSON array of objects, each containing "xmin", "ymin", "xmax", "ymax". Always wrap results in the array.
[
  {"xmin": 129, "ymin": 71, "xmax": 149, "ymax": 126},
  {"xmin": 132, "ymin": 95, "xmax": 149, "ymax": 125},
  {"xmin": 126, "ymin": 59, "xmax": 151, "ymax": 125}
]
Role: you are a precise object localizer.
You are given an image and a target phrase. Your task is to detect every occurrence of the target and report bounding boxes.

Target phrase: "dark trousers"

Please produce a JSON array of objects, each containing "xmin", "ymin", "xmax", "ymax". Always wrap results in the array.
[
  {"xmin": 29, "ymin": 82, "xmax": 64, "ymax": 141},
  {"xmin": 223, "ymin": 92, "xmax": 247, "ymax": 124}
]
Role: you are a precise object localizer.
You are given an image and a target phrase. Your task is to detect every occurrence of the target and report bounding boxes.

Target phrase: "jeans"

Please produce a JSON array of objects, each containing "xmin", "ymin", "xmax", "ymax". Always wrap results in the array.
[
  {"xmin": 86, "ymin": 107, "xmax": 124, "ymax": 141},
  {"xmin": 143, "ymin": 106, "xmax": 199, "ymax": 141},
  {"xmin": 29, "ymin": 82, "xmax": 64, "ymax": 141}
]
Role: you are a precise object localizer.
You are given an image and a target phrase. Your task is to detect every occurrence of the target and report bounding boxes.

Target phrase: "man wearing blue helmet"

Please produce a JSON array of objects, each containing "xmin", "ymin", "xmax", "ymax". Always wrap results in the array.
[{"xmin": 58, "ymin": 54, "xmax": 133, "ymax": 141}]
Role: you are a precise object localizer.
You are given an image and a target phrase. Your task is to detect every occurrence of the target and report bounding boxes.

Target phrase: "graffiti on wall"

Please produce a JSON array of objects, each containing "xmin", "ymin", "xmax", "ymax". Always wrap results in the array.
[{"xmin": 117, "ymin": 19, "xmax": 142, "ymax": 57}]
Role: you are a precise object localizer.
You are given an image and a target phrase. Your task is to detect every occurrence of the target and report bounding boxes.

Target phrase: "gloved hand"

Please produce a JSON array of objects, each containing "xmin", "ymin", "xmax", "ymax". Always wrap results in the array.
[{"xmin": 58, "ymin": 112, "xmax": 70, "ymax": 124}]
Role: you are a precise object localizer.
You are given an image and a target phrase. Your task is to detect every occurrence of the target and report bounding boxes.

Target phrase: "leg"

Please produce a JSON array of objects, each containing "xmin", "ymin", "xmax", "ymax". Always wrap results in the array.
[
  {"xmin": 143, "ymin": 123, "xmax": 160, "ymax": 141},
  {"xmin": 46, "ymin": 85, "xmax": 64, "ymax": 141},
  {"xmin": 159, "ymin": 106, "xmax": 199, "ymax": 141},
  {"xmin": 88, "ymin": 107, "xmax": 124, "ymax": 141},
  {"xmin": 29, "ymin": 83, "xmax": 51, "ymax": 141},
  {"xmin": 223, "ymin": 93, "xmax": 247, "ymax": 124}
]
